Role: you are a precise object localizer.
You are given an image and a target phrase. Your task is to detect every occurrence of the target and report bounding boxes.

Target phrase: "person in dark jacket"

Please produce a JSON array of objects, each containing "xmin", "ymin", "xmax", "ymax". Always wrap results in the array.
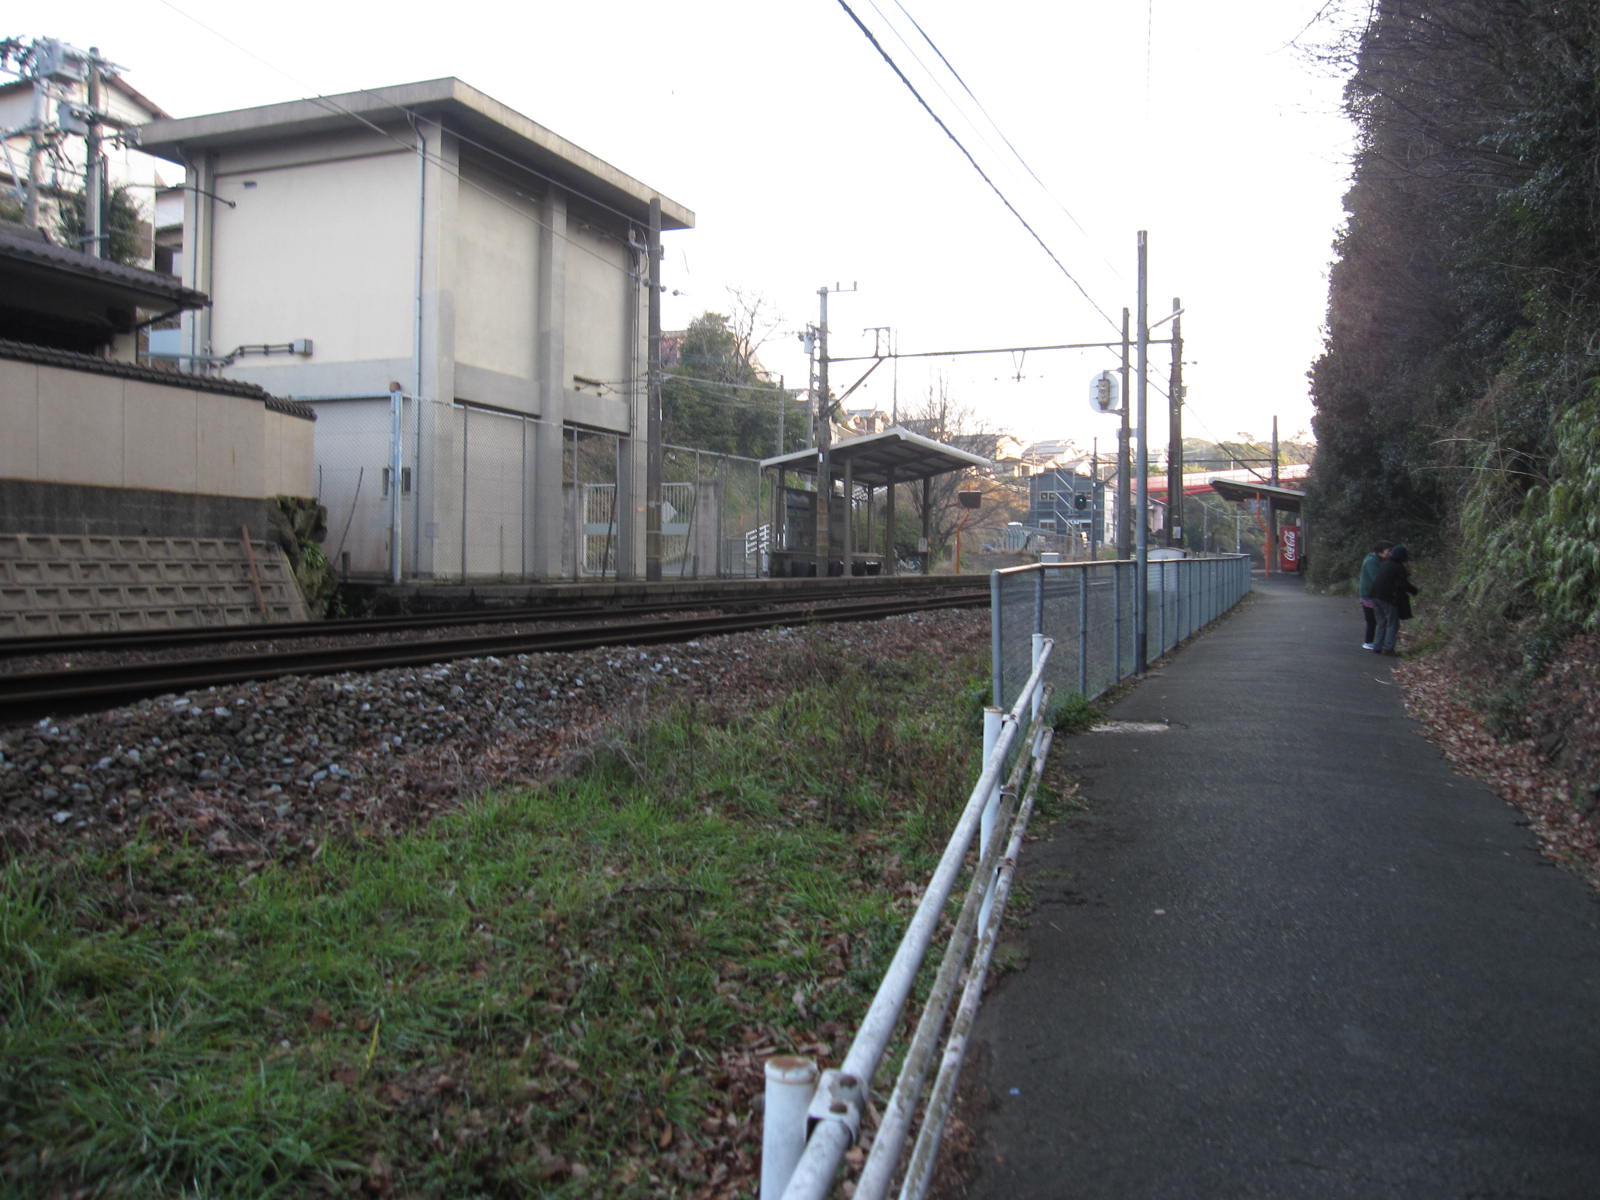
[
  {"xmin": 1358, "ymin": 540, "xmax": 1393, "ymax": 649},
  {"xmin": 1369, "ymin": 544, "xmax": 1417, "ymax": 655}
]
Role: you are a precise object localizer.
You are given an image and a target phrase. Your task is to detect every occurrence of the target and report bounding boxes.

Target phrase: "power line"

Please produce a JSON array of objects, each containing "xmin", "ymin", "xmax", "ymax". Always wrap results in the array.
[
  {"xmin": 834, "ymin": 0, "xmax": 1121, "ymax": 335},
  {"xmin": 886, "ymin": 0, "xmax": 1115, "ymax": 278}
]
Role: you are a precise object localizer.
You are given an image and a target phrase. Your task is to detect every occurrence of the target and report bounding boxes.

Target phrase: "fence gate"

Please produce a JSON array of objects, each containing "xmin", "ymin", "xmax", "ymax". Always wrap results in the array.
[{"xmin": 581, "ymin": 484, "xmax": 619, "ymax": 577}]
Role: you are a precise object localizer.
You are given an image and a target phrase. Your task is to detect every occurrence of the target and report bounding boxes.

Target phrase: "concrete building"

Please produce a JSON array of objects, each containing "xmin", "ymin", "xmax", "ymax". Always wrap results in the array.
[{"xmin": 138, "ymin": 78, "xmax": 694, "ymax": 583}]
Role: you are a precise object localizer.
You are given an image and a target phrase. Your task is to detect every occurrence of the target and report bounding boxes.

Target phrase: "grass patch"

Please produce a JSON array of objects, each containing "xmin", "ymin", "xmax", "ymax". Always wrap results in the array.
[
  {"xmin": 0, "ymin": 629, "xmax": 988, "ymax": 1197},
  {"xmin": 1048, "ymin": 692, "xmax": 1105, "ymax": 735}
]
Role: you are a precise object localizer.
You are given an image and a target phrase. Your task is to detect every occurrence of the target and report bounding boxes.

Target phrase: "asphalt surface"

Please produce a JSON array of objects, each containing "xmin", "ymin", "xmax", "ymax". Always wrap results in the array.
[{"xmin": 964, "ymin": 574, "xmax": 1600, "ymax": 1199}]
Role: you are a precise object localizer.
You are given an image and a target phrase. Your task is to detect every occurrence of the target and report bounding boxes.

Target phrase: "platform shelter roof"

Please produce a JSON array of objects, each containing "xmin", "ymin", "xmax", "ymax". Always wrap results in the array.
[
  {"xmin": 1209, "ymin": 477, "xmax": 1305, "ymax": 514},
  {"xmin": 761, "ymin": 425, "xmax": 992, "ymax": 488}
]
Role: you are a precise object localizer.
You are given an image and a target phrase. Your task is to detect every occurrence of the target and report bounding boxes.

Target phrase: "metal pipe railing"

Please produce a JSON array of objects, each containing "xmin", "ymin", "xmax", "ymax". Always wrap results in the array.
[
  {"xmin": 762, "ymin": 555, "xmax": 1253, "ymax": 1199},
  {"xmin": 898, "ymin": 722, "xmax": 1054, "ymax": 1200},
  {"xmin": 772, "ymin": 642, "xmax": 1055, "ymax": 1200}
]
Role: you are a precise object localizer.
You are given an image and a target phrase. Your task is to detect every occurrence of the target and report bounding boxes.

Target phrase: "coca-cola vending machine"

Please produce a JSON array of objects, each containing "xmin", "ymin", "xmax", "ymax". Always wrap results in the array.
[{"xmin": 1279, "ymin": 526, "xmax": 1300, "ymax": 573}]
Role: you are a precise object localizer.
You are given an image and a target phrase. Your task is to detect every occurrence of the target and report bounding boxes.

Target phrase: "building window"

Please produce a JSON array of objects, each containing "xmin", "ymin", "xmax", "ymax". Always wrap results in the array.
[
  {"xmin": 1038, "ymin": 491, "xmax": 1057, "ymax": 504},
  {"xmin": 1039, "ymin": 519, "xmax": 1056, "ymax": 532}
]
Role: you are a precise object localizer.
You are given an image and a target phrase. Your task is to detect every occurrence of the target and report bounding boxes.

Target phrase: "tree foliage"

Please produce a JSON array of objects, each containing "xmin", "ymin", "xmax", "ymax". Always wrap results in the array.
[
  {"xmin": 1310, "ymin": 3, "xmax": 1600, "ymax": 573},
  {"xmin": 1309, "ymin": 0, "xmax": 1600, "ymax": 714},
  {"xmin": 893, "ymin": 381, "xmax": 1015, "ymax": 564},
  {"xmin": 54, "ymin": 183, "xmax": 148, "ymax": 267},
  {"xmin": 661, "ymin": 311, "xmax": 805, "ymax": 460}
]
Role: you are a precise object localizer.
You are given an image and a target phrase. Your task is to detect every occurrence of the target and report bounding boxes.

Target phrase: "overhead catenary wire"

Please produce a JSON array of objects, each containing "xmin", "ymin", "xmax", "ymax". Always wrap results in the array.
[
  {"xmin": 834, "ymin": 0, "xmax": 1121, "ymax": 336},
  {"xmin": 884, "ymin": 0, "xmax": 1124, "ymax": 284}
]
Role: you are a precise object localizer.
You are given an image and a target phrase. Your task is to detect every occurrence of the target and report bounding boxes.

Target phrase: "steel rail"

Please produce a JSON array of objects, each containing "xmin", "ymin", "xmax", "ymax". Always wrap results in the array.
[
  {"xmin": 1, "ymin": 592, "xmax": 987, "ymax": 726},
  {"xmin": 0, "ymin": 579, "xmax": 988, "ymax": 660}
]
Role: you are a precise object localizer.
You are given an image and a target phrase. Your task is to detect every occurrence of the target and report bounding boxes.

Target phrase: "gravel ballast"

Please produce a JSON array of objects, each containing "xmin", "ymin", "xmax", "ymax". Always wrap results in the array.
[{"xmin": 0, "ymin": 610, "xmax": 989, "ymax": 862}]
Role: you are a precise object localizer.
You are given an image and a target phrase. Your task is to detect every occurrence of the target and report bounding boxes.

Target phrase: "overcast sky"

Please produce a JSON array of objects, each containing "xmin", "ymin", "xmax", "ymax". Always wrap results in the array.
[{"xmin": 24, "ymin": 0, "xmax": 1358, "ymax": 449}]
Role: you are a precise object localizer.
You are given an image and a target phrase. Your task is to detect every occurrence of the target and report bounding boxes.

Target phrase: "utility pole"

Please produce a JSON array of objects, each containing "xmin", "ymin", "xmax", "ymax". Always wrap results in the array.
[
  {"xmin": 645, "ymin": 197, "xmax": 663, "ymax": 582},
  {"xmin": 1117, "ymin": 307, "xmax": 1132, "ymax": 559},
  {"xmin": 1134, "ymin": 232, "xmax": 1150, "ymax": 674},
  {"xmin": 1268, "ymin": 415, "xmax": 1280, "ymax": 574},
  {"xmin": 83, "ymin": 48, "xmax": 104, "ymax": 257},
  {"xmin": 1089, "ymin": 439, "xmax": 1100, "ymax": 560},
  {"xmin": 816, "ymin": 287, "xmax": 831, "ymax": 576},
  {"xmin": 1165, "ymin": 297, "xmax": 1183, "ymax": 547},
  {"xmin": 814, "ymin": 282, "xmax": 855, "ymax": 576},
  {"xmin": 23, "ymin": 65, "xmax": 46, "ymax": 230},
  {"xmin": 776, "ymin": 374, "xmax": 785, "ymax": 457}
]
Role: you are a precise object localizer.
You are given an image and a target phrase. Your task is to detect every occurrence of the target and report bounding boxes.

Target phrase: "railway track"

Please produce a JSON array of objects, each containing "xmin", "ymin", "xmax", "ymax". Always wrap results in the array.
[
  {"xmin": 0, "ymin": 588, "xmax": 988, "ymax": 726},
  {"xmin": 0, "ymin": 580, "xmax": 984, "ymax": 661}
]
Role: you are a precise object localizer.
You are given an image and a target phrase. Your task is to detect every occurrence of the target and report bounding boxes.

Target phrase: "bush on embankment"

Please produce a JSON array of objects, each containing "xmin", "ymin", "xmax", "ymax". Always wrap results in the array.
[{"xmin": 1305, "ymin": 1, "xmax": 1600, "ymax": 809}]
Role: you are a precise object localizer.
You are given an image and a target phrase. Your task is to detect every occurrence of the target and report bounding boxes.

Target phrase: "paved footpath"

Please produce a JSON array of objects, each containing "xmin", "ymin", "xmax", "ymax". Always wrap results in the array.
[{"xmin": 963, "ymin": 574, "xmax": 1600, "ymax": 1199}]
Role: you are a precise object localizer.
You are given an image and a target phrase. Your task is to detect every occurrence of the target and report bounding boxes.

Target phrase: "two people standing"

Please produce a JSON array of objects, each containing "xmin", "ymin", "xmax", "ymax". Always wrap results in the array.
[
  {"xmin": 1365, "ymin": 543, "xmax": 1418, "ymax": 656},
  {"xmin": 1358, "ymin": 541, "xmax": 1393, "ymax": 650}
]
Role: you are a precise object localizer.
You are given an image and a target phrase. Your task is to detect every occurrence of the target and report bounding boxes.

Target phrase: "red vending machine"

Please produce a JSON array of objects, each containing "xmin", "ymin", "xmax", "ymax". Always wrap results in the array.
[{"xmin": 1279, "ymin": 526, "xmax": 1301, "ymax": 573}]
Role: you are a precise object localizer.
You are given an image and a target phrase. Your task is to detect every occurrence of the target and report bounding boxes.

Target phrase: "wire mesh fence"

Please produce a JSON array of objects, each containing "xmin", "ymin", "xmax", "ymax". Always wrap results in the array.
[
  {"xmin": 310, "ymin": 396, "xmax": 772, "ymax": 582},
  {"xmin": 990, "ymin": 555, "xmax": 1252, "ymax": 712}
]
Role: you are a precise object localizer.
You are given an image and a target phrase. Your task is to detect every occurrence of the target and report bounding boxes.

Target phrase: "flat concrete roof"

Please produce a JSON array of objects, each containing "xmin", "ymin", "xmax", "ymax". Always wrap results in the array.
[
  {"xmin": 763, "ymin": 425, "xmax": 994, "ymax": 488},
  {"xmin": 138, "ymin": 77, "xmax": 693, "ymax": 231}
]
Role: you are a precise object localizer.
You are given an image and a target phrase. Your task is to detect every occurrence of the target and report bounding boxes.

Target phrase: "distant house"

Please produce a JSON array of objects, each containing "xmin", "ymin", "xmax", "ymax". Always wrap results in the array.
[
  {"xmin": 842, "ymin": 407, "xmax": 891, "ymax": 435},
  {"xmin": 1027, "ymin": 468, "xmax": 1096, "ymax": 536},
  {"xmin": 0, "ymin": 38, "xmax": 174, "ymax": 267},
  {"xmin": 139, "ymin": 78, "xmax": 694, "ymax": 581},
  {"xmin": 1021, "ymin": 438, "xmax": 1085, "ymax": 472}
]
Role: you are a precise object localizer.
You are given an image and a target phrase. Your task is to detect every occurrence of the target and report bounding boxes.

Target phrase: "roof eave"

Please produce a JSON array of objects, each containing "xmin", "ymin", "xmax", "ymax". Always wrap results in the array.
[{"xmin": 137, "ymin": 77, "xmax": 693, "ymax": 230}]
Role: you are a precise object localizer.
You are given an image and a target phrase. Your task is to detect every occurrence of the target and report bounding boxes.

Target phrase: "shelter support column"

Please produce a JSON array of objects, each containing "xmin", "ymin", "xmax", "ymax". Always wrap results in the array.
[
  {"xmin": 885, "ymin": 469, "xmax": 897, "ymax": 576},
  {"xmin": 842, "ymin": 459, "xmax": 855, "ymax": 574},
  {"xmin": 772, "ymin": 467, "xmax": 785, "ymax": 576},
  {"xmin": 921, "ymin": 477, "xmax": 932, "ymax": 575}
]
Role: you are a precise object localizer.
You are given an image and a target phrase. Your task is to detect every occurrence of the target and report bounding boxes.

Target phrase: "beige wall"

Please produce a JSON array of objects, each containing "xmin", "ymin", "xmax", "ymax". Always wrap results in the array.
[
  {"xmin": 209, "ymin": 137, "xmax": 418, "ymax": 367},
  {"xmin": 0, "ymin": 359, "xmax": 314, "ymax": 500},
  {"xmin": 565, "ymin": 222, "xmax": 634, "ymax": 390},
  {"xmin": 455, "ymin": 165, "xmax": 540, "ymax": 391}
]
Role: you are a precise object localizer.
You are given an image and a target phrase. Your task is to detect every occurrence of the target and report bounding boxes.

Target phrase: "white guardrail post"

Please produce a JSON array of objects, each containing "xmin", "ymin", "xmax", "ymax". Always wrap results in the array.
[
  {"xmin": 978, "ymin": 706, "xmax": 1004, "ymax": 934},
  {"xmin": 762, "ymin": 1057, "xmax": 820, "ymax": 1199}
]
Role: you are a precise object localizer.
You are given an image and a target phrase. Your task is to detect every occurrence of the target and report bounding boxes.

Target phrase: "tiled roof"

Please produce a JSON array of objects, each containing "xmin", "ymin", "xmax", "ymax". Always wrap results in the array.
[
  {"xmin": 0, "ymin": 222, "xmax": 208, "ymax": 309},
  {"xmin": 0, "ymin": 338, "xmax": 315, "ymax": 420}
]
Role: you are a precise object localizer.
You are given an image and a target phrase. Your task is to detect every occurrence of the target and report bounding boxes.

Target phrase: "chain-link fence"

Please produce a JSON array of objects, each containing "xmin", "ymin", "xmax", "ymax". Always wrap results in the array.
[
  {"xmin": 656, "ymin": 445, "xmax": 769, "ymax": 579},
  {"xmin": 990, "ymin": 555, "xmax": 1253, "ymax": 711},
  {"xmin": 311, "ymin": 396, "xmax": 772, "ymax": 582}
]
